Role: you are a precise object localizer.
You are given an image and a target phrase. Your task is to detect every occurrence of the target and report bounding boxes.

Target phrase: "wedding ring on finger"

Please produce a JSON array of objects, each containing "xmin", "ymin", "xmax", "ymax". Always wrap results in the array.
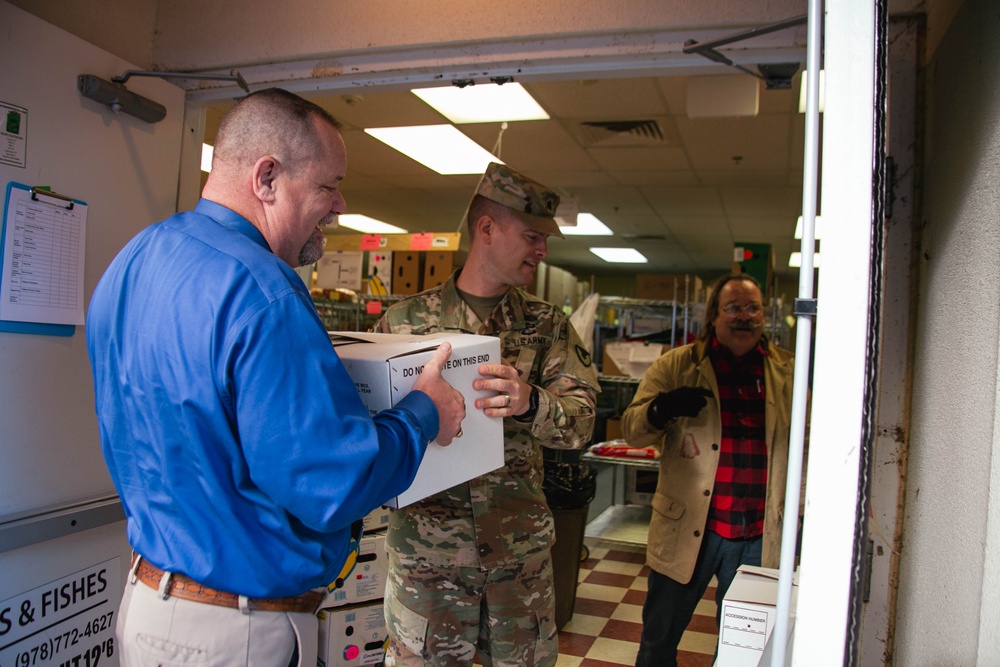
[
  {"xmin": 503, "ymin": 393, "xmax": 511, "ymax": 408},
  {"xmin": 456, "ymin": 428, "xmax": 464, "ymax": 438}
]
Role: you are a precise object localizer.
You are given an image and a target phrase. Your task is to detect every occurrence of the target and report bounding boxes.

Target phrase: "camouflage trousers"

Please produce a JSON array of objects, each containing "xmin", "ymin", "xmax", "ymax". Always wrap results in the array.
[{"xmin": 383, "ymin": 550, "xmax": 557, "ymax": 667}]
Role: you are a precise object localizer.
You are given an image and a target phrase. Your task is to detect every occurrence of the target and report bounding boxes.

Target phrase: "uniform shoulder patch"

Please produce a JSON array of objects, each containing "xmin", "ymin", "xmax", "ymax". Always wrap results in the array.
[{"xmin": 575, "ymin": 344, "xmax": 592, "ymax": 367}]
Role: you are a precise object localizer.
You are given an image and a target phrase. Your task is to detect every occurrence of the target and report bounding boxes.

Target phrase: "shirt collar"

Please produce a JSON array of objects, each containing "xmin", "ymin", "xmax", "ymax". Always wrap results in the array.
[
  {"xmin": 440, "ymin": 269, "xmax": 528, "ymax": 333},
  {"xmin": 195, "ymin": 199, "xmax": 270, "ymax": 252}
]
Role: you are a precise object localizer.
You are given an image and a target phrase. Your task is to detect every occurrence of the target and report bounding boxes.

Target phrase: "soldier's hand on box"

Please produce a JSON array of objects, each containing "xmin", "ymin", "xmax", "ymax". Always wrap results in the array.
[
  {"xmin": 412, "ymin": 342, "xmax": 466, "ymax": 445},
  {"xmin": 473, "ymin": 358, "xmax": 532, "ymax": 418}
]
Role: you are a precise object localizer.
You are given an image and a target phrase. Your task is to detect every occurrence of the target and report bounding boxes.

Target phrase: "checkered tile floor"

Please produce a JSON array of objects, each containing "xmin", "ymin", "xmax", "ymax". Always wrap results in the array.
[{"xmin": 554, "ymin": 538, "xmax": 718, "ymax": 667}]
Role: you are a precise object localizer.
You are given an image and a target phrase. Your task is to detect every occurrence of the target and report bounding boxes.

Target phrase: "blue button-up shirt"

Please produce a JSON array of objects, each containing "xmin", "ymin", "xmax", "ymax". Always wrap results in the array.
[{"xmin": 87, "ymin": 200, "xmax": 437, "ymax": 597}]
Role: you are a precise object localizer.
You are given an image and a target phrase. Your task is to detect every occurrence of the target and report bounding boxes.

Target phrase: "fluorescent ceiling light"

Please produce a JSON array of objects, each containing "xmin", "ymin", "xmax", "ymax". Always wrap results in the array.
[
  {"xmin": 794, "ymin": 215, "xmax": 823, "ymax": 240},
  {"xmin": 201, "ymin": 143, "xmax": 214, "ymax": 173},
  {"xmin": 365, "ymin": 125, "xmax": 500, "ymax": 175},
  {"xmin": 799, "ymin": 69, "xmax": 826, "ymax": 113},
  {"xmin": 336, "ymin": 214, "xmax": 408, "ymax": 234},
  {"xmin": 590, "ymin": 247, "xmax": 648, "ymax": 264},
  {"xmin": 560, "ymin": 213, "xmax": 613, "ymax": 236},
  {"xmin": 412, "ymin": 83, "xmax": 549, "ymax": 124},
  {"xmin": 788, "ymin": 252, "xmax": 821, "ymax": 268}
]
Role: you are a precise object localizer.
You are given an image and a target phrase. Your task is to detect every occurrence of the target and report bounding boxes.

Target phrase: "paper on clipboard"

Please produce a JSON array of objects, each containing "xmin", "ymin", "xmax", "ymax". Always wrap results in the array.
[{"xmin": 0, "ymin": 183, "xmax": 87, "ymax": 327}]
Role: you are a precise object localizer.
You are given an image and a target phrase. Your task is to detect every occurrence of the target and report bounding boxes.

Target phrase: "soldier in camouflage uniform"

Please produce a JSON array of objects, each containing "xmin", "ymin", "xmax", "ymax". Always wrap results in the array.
[{"xmin": 375, "ymin": 162, "xmax": 600, "ymax": 667}]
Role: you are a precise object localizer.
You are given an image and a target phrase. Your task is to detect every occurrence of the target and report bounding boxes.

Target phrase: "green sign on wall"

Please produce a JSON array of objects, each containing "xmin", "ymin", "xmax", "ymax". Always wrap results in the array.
[{"xmin": 733, "ymin": 242, "xmax": 773, "ymax": 298}]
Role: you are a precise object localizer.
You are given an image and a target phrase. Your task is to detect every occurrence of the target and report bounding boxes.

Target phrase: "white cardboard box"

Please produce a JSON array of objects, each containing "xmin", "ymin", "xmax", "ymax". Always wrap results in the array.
[
  {"xmin": 317, "ymin": 251, "xmax": 364, "ymax": 291},
  {"xmin": 717, "ymin": 565, "xmax": 797, "ymax": 667},
  {"xmin": 331, "ymin": 331, "xmax": 504, "ymax": 508},
  {"xmin": 601, "ymin": 340, "xmax": 666, "ymax": 378},
  {"xmin": 320, "ymin": 531, "xmax": 389, "ymax": 608},
  {"xmin": 318, "ymin": 600, "xmax": 388, "ymax": 667},
  {"xmin": 361, "ymin": 505, "xmax": 390, "ymax": 533}
]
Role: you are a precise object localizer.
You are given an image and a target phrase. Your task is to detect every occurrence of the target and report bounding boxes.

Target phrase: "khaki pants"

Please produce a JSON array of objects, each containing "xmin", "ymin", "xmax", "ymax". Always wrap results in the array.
[{"xmin": 117, "ymin": 571, "xmax": 318, "ymax": 667}]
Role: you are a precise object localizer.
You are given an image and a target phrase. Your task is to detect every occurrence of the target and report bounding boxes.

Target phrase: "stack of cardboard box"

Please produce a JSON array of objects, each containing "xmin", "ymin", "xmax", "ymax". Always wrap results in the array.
[
  {"xmin": 317, "ymin": 508, "xmax": 392, "ymax": 667},
  {"xmin": 318, "ymin": 332, "xmax": 507, "ymax": 666},
  {"xmin": 315, "ymin": 250, "xmax": 456, "ymax": 296}
]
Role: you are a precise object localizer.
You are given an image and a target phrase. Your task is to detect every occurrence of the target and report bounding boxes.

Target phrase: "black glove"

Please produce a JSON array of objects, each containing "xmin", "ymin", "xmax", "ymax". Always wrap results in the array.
[{"xmin": 647, "ymin": 386, "xmax": 714, "ymax": 428}]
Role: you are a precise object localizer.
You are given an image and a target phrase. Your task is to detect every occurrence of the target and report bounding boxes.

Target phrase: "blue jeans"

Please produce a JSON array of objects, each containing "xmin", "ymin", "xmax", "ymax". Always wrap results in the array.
[{"xmin": 634, "ymin": 531, "xmax": 762, "ymax": 667}]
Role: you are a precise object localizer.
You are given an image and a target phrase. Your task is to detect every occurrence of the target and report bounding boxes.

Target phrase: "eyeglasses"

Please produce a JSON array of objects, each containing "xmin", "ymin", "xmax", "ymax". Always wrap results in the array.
[{"xmin": 720, "ymin": 303, "xmax": 764, "ymax": 317}]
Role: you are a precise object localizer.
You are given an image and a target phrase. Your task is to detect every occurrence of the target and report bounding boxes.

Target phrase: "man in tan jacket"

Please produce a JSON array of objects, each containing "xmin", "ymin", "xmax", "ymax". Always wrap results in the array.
[{"xmin": 620, "ymin": 272, "xmax": 796, "ymax": 667}]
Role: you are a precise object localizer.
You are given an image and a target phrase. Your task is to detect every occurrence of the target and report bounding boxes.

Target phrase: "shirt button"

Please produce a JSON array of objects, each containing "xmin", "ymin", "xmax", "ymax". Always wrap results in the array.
[
  {"xmin": 478, "ymin": 545, "xmax": 489, "ymax": 555},
  {"xmin": 712, "ymin": 444, "xmax": 719, "ymax": 451},
  {"xmin": 703, "ymin": 489, "xmax": 711, "ymax": 496},
  {"xmin": 694, "ymin": 530, "xmax": 701, "ymax": 537}
]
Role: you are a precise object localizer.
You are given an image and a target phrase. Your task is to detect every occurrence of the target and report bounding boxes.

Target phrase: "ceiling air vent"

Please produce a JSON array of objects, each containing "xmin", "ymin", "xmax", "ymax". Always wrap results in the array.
[{"xmin": 577, "ymin": 119, "xmax": 666, "ymax": 146}]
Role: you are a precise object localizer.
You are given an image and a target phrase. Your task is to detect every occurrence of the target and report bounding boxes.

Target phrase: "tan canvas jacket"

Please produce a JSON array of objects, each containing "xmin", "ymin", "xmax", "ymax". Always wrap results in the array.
[{"xmin": 620, "ymin": 337, "xmax": 796, "ymax": 584}]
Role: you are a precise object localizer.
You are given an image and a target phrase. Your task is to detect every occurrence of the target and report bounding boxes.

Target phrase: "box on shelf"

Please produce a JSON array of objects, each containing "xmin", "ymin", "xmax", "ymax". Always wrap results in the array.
[
  {"xmin": 330, "ymin": 332, "xmax": 504, "ymax": 507},
  {"xmin": 318, "ymin": 600, "xmax": 388, "ymax": 667},
  {"xmin": 361, "ymin": 505, "xmax": 390, "ymax": 533},
  {"xmin": 546, "ymin": 265, "xmax": 579, "ymax": 310},
  {"xmin": 393, "ymin": 252, "xmax": 420, "ymax": 295},
  {"xmin": 423, "ymin": 251, "xmax": 454, "ymax": 290},
  {"xmin": 317, "ymin": 251, "xmax": 364, "ymax": 292},
  {"xmin": 365, "ymin": 251, "xmax": 392, "ymax": 295},
  {"xmin": 717, "ymin": 565, "xmax": 798, "ymax": 667},
  {"xmin": 601, "ymin": 340, "xmax": 666, "ymax": 378},
  {"xmin": 635, "ymin": 274, "xmax": 704, "ymax": 303},
  {"xmin": 625, "ymin": 467, "xmax": 657, "ymax": 506},
  {"xmin": 320, "ymin": 532, "xmax": 389, "ymax": 608}
]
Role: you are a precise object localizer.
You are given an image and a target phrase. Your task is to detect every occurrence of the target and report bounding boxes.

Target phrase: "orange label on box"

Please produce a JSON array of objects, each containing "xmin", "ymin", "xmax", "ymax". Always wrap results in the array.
[
  {"xmin": 366, "ymin": 300, "xmax": 383, "ymax": 315},
  {"xmin": 410, "ymin": 233, "xmax": 433, "ymax": 250},
  {"xmin": 361, "ymin": 234, "xmax": 383, "ymax": 250}
]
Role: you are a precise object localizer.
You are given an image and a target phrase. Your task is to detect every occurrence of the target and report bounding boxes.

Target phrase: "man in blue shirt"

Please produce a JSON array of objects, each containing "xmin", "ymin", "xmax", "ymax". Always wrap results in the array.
[{"xmin": 86, "ymin": 88, "xmax": 467, "ymax": 667}]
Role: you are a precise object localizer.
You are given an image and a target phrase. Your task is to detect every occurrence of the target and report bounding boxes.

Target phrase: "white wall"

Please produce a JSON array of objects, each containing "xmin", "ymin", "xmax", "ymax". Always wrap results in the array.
[
  {"xmin": 895, "ymin": 0, "xmax": 1000, "ymax": 662},
  {"xmin": 3, "ymin": 0, "xmax": 159, "ymax": 69},
  {"xmin": 0, "ymin": 0, "xmax": 185, "ymax": 622}
]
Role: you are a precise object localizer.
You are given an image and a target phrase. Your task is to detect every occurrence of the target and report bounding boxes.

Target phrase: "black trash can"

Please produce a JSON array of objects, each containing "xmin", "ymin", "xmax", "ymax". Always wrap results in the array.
[{"xmin": 543, "ymin": 451, "xmax": 597, "ymax": 629}]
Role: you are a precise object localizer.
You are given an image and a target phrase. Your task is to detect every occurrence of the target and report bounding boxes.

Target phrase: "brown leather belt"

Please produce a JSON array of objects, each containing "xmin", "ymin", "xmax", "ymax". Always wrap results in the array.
[{"xmin": 132, "ymin": 555, "xmax": 323, "ymax": 614}]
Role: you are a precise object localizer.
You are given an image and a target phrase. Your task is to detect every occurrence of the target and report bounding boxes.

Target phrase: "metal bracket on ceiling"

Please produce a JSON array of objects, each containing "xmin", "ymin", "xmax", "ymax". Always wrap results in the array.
[
  {"xmin": 113, "ymin": 69, "xmax": 250, "ymax": 94},
  {"xmin": 683, "ymin": 15, "xmax": 808, "ymax": 89},
  {"xmin": 451, "ymin": 76, "xmax": 515, "ymax": 88}
]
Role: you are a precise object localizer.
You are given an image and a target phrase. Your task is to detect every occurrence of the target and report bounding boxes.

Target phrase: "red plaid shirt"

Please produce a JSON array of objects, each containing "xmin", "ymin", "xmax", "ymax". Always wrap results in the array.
[{"xmin": 707, "ymin": 337, "xmax": 768, "ymax": 539}]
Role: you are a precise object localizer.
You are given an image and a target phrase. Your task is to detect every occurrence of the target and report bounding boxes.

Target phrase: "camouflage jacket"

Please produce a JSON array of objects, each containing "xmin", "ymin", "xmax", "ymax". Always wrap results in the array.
[{"xmin": 375, "ymin": 271, "xmax": 600, "ymax": 568}]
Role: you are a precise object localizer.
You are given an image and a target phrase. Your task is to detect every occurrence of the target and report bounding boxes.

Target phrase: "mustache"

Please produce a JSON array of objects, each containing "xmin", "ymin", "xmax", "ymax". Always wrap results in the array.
[{"xmin": 728, "ymin": 321, "xmax": 762, "ymax": 332}]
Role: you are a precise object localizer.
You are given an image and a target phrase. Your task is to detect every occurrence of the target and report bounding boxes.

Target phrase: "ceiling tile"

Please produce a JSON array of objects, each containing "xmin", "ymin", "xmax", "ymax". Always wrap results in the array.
[
  {"xmin": 587, "ymin": 145, "xmax": 690, "ymax": 172},
  {"xmin": 677, "ymin": 114, "xmax": 793, "ymax": 171},
  {"xmin": 524, "ymin": 78, "xmax": 667, "ymax": 119}
]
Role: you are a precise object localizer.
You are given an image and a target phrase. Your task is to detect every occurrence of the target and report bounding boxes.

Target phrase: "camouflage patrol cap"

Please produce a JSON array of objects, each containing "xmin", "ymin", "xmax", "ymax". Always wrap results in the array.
[{"xmin": 474, "ymin": 162, "xmax": 564, "ymax": 238}]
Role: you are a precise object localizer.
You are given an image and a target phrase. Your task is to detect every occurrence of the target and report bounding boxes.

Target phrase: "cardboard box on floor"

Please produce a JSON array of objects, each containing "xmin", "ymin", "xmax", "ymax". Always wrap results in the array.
[
  {"xmin": 320, "ymin": 531, "xmax": 389, "ymax": 609},
  {"xmin": 318, "ymin": 600, "xmax": 388, "ymax": 667},
  {"xmin": 330, "ymin": 331, "xmax": 504, "ymax": 508},
  {"xmin": 717, "ymin": 565, "xmax": 798, "ymax": 667}
]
